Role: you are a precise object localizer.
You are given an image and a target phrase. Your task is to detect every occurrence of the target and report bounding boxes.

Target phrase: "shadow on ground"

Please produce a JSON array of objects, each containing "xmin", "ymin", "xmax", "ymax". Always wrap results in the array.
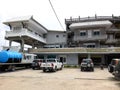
[
  {"xmin": 108, "ymin": 77, "xmax": 120, "ymax": 81},
  {"xmin": 0, "ymin": 68, "xmax": 30, "ymax": 74},
  {"xmin": 115, "ymin": 83, "xmax": 120, "ymax": 87}
]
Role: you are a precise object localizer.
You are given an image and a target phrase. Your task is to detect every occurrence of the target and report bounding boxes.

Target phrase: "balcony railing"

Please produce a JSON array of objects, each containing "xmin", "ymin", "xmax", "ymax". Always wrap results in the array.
[
  {"xmin": 65, "ymin": 16, "xmax": 120, "ymax": 23},
  {"xmin": 106, "ymin": 39, "xmax": 118, "ymax": 44},
  {"xmin": 29, "ymin": 47, "xmax": 120, "ymax": 54},
  {"xmin": 5, "ymin": 29, "xmax": 46, "ymax": 43},
  {"xmin": 73, "ymin": 35, "xmax": 107, "ymax": 41}
]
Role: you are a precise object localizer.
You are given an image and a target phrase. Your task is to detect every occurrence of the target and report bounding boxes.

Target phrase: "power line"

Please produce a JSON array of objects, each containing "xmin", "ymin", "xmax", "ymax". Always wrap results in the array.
[{"xmin": 48, "ymin": 0, "xmax": 65, "ymax": 30}]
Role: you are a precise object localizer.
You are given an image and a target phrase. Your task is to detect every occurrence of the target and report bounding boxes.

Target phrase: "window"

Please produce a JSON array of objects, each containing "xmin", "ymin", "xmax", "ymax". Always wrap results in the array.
[
  {"xmin": 43, "ymin": 34, "xmax": 46, "ymax": 38},
  {"xmin": 56, "ymin": 35, "xmax": 59, "ymax": 38},
  {"xmin": 24, "ymin": 55, "xmax": 31, "ymax": 60},
  {"xmin": 80, "ymin": 31, "xmax": 86, "ymax": 36},
  {"xmin": 87, "ymin": 45, "xmax": 95, "ymax": 48},
  {"xmin": 63, "ymin": 35, "xmax": 66, "ymax": 37},
  {"xmin": 60, "ymin": 57, "xmax": 66, "ymax": 63},
  {"xmin": 84, "ymin": 43, "xmax": 95, "ymax": 48},
  {"xmin": 93, "ymin": 31, "xmax": 100, "ymax": 36},
  {"xmin": 26, "ymin": 56, "xmax": 31, "ymax": 60},
  {"xmin": 13, "ymin": 26, "xmax": 22, "ymax": 30}
]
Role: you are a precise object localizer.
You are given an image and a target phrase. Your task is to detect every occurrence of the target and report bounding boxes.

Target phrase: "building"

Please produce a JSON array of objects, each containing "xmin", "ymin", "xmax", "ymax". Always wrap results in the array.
[
  {"xmin": 3, "ymin": 15, "xmax": 120, "ymax": 66},
  {"xmin": 65, "ymin": 15, "xmax": 120, "ymax": 48},
  {"xmin": 3, "ymin": 15, "xmax": 48, "ymax": 52}
]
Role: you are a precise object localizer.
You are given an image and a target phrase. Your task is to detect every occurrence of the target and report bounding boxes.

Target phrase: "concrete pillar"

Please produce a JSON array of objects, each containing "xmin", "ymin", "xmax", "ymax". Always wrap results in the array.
[
  {"xmin": 20, "ymin": 39, "xmax": 25, "ymax": 53},
  {"xmin": 44, "ymin": 55, "xmax": 47, "ymax": 59},
  {"xmin": 101, "ymin": 55, "xmax": 105, "ymax": 64},
  {"xmin": 9, "ymin": 40, "xmax": 12, "ymax": 47},
  {"xmin": 87, "ymin": 54, "xmax": 91, "ymax": 59},
  {"xmin": 32, "ymin": 43, "xmax": 35, "ymax": 49}
]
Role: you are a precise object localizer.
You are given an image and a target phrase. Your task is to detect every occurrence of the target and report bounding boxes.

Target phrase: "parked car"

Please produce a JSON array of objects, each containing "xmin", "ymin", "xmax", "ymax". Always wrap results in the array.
[
  {"xmin": 41, "ymin": 58, "xmax": 63, "ymax": 72},
  {"xmin": 108, "ymin": 59, "xmax": 120, "ymax": 79},
  {"xmin": 80, "ymin": 58, "xmax": 94, "ymax": 71},
  {"xmin": 32, "ymin": 59, "xmax": 43, "ymax": 70}
]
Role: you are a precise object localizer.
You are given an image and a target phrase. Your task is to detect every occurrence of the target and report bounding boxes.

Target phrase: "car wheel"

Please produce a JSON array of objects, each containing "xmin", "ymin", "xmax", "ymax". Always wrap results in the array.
[
  {"xmin": 92, "ymin": 68, "xmax": 94, "ymax": 72},
  {"xmin": 43, "ymin": 69, "xmax": 46, "ymax": 72},
  {"xmin": 32, "ymin": 67, "xmax": 35, "ymax": 70},
  {"xmin": 108, "ymin": 65, "xmax": 114, "ymax": 73},
  {"xmin": 81, "ymin": 67, "xmax": 83, "ymax": 71},
  {"xmin": 60, "ymin": 65, "xmax": 63, "ymax": 70},
  {"xmin": 54, "ymin": 66, "xmax": 57, "ymax": 72}
]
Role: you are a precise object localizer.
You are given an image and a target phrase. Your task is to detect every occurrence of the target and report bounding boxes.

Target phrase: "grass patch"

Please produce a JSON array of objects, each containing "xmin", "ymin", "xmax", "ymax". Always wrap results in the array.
[{"xmin": 64, "ymin": 65, "xmax": 79, "ymax": 68}]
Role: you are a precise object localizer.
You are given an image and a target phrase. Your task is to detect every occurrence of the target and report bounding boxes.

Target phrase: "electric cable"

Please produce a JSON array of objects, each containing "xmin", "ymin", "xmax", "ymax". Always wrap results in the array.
[{"xmin": 48, "ymin": 0, "xmax": 65, "ymax": 30}]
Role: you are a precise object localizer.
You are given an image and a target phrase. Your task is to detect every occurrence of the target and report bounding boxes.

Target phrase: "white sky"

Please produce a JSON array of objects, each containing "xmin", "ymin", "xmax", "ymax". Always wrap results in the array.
[{"xmin": 0, "ymin": 0, "xmax": 120, "ymax": 47}]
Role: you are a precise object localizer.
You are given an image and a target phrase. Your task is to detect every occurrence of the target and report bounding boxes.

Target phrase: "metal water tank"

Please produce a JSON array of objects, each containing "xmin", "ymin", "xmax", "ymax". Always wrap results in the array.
[{"xmin": 0, "ymin": 51, "xmax": 22, "ymax": 63}]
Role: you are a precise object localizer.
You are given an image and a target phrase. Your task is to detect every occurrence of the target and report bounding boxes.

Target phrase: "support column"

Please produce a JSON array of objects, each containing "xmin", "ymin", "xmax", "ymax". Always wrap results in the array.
[
  {"xmin": 9, "ymin": 40, "xmax": 12, "ymax": 47},
  {"xmin": 101, "ymin": 55, "xmax": 105, "ymax": 64},
  {"xmin": 20, "ymin": 39, "xmax": 25, "ymax": 53},
  {"xmin": 87, "ymin": 54, "xmax": 91, "ymax": 59},
  {"xmin": 44, "ymin": 55, "xmax": 47, "ymax": 59},
  {"xmin": 32, "ymin": 42, "xmax": 35, "ymax": 49}
]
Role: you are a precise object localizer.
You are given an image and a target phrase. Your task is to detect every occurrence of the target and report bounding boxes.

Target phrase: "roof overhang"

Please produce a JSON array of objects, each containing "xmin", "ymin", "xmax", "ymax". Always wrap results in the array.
[
  {"xmin": 69, "ymin": 20, "xmax": 112, "ymax": 30},
  {"xmin": 3, "ymin": 15, "xmax": 48, "ymax": 34}
]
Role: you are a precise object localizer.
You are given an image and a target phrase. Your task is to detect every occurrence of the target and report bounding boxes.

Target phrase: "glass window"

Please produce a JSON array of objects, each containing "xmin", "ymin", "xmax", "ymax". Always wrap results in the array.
[
  {"xmin": 56, "ymin": 35, "xmax": 59, "ymax": 38},
  {"xmin": 87, "ymin": 45, "xmax": 95, "ymax": 48},
  {"xmin": 80, "ymin": 32, "xmax": 86, "ymax": 36},
  {"xmin": 93, "ymin": 31, "xmax": 100, "ymax": 36},
  {"xmin": 47, "ymin": 59, "xmax": 56, "ymax": 62},
  {"xmin": 60, "ymin": 57, "xmax": 66, "ymax": 63},
  {"xmin": 13, "ymin": 26, "xmax": 22, "ymax": 30},
  {"xmin": 63, "ymin": 35, "xmax": 66, "ymax": 37}
]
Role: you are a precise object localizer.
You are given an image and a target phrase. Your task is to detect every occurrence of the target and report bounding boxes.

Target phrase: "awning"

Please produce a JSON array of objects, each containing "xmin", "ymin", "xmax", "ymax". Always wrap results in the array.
[{"xmin": 69, "ymin": 20, "xmax": 112, "ymax": 29}]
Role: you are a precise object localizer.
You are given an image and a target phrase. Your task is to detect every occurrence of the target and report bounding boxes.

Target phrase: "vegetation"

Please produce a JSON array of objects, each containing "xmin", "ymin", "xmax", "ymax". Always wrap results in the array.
[{"xmin": 64, "ymin": 64, "xmax": 79, "ymax": 68}]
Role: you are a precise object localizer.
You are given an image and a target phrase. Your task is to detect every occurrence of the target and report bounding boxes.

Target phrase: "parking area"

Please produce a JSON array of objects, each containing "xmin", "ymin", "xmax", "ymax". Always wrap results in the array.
[{"xmin": 0, "ymin": 68, "xmax": 119, "ymax": 90}]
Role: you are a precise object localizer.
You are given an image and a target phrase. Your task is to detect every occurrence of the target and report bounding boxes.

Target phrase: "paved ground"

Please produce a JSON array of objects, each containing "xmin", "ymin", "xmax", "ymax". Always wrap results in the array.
[{"xmin": 0, "ymin": 68, "xmax": 119, "ymax": 90}]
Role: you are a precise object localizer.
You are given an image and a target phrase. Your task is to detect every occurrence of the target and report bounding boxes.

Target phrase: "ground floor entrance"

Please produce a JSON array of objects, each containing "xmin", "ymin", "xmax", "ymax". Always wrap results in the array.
[
  {"xmin": 78, "ymin": 53, "xmax": 120, "ymax": 66},
  {"xmin": 36, "ymin": 53, "xmax": 120, "ymax": 66},
  {"xmin": 78, "ymin": 54, "xmax": 102, "ymax": 66}
]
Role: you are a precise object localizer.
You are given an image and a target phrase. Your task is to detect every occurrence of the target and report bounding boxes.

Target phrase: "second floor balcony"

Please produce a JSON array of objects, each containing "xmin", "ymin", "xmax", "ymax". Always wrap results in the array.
[{"xmin": 5, "ymin": 29, "xmax": 46, "ymax": 44}]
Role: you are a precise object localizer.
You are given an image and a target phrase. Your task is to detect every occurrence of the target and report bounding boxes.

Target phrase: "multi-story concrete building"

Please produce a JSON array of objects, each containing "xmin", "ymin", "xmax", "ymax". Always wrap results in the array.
[
  {"xmin": 64, "ymin": 15, "xmax": 120, "ymax": 65},
  {"xmin": 4, "ymin": 16, "xmax": 48, "ymax": 52},
  {"xmin": 65, "ymin": 15, "xmax": 120, "ymax": 48},
  {"xmin": 3, "ymin": 15, "xmax": 120, "ymax": 66}
]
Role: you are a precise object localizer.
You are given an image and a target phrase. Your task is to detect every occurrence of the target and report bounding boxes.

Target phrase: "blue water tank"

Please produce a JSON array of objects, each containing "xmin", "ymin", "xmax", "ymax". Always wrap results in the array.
[{"xmin": 0, "ymin": 51, "xmax": 22, "ymax": 63}]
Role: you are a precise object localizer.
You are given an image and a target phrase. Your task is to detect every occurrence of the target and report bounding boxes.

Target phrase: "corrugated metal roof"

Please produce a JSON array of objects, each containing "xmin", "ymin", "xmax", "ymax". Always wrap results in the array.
[{"xmin": 69, "ymin": 20, "xmax": 112, "ymax": 29}]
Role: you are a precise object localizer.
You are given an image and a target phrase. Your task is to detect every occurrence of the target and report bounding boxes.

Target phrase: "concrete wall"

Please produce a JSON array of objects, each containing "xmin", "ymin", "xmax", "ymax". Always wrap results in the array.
[
  {"xmin": 73, "ymin": 29, "xmax": 107, "ymax": 41},
  {"xmin": 46, "ymin": 31, "xmax": 66, "ymax": 44},
  {"xmin": 66, "ymin": 54, "xmax": 78, "ymax": 65}
]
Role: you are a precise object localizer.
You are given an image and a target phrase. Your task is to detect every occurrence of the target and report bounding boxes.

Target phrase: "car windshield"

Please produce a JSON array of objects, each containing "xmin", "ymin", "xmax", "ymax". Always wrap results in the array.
[
  {"xmin": 82, "ymin": 59, "xmax": 91, "ymax": 63},
  {"xmin": 111, "ymin": 60, "xmax": 116, "ymax": 65},
  {"xmin": 33, "ymin": 59, "xmax": 42, "ymax": 62},
  {"xmin": 47, "ymin": 59, "xmax": 56, "ymax": 62},
  {"xmin": 42, "ymin": 59, "xmax": 56, "ymax": 62},
  {"xmin": 111, "ymin": 59, "xmax": 120, "ymax": 65}
]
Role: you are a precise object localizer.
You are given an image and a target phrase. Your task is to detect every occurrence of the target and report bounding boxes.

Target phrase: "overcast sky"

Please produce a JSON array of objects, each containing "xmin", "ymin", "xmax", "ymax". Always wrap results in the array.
[{"xmin": 0, "ymin": 0, "xmax": 120, "ymax": 47}]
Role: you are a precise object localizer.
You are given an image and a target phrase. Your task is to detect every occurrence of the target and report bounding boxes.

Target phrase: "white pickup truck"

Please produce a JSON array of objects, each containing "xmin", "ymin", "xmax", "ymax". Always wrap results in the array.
[{"xmin": 41, "ymin": 58, "xmax": 63, "ymax": 72}]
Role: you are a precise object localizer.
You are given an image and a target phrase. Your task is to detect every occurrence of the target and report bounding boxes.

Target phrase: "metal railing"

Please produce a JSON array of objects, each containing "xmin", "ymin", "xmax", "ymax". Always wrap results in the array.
[
  {"xmin": 73, "ymin": 35, "xmax": 107, "ymax": 41},
  {"xmin": 65, "ymin": 16, "xmax": 120, "ymax": 23}
]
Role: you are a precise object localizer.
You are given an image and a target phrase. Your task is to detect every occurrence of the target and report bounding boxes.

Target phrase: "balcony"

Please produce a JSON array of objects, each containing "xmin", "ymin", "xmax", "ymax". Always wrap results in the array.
[
  {"xmin": 29, "ymin": 47, "xmax": 120, "ymax": 54},
  {"xmin": 73, "ymin": 35, "xmax": 107, "ymax": 41},
  {"xmin": 5, "ymin": 29, "xmax": 46, "ymax": 44},
  {"xmin": 106, "ymin": 39, "xmax": 118, "ymax": 44},
  {"xmin": 65, "ymin": 16, "xmax": 120, "ymax": 23}
]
